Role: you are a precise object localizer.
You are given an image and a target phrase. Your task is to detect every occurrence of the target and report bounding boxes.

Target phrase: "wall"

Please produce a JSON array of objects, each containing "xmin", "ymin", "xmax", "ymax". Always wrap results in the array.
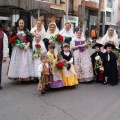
[{"xmin": 117, "ymin": 0, "xmax": 120, "ymax": 22}]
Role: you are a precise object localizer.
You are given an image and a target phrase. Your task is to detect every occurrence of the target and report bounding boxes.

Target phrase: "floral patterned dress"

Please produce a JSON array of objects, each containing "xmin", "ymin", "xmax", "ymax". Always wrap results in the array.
[{"xmin": 71, "ymin": 38, "xmax": 94, "ymax": 82}]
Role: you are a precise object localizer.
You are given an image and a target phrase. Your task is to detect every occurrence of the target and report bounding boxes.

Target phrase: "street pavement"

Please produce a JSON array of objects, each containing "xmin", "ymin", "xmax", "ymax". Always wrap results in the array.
[{"xmin": 1, "ymin": 47, "xmax": 120, "ymax": 120}]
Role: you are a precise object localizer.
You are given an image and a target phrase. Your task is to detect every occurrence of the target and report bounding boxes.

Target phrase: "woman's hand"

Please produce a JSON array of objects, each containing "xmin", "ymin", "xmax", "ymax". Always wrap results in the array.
[
  {"xmin": 49, "ymin": 39, "xmax": 54, "ymax": 44},
  {"xmin": 24, "ymin": 46, "xmax": 28, "ymax": 51}
]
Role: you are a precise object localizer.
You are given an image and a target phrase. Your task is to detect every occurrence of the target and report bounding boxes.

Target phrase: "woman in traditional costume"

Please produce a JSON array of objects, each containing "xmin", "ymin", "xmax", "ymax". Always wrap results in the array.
[
  {"xmin": 8, "ymin": 18, "xmax": 34, "ymax": 81},
  {"xmin": 43, "ymin": 22, "xmax": 61, "ymax": 54},
  {"xmin": 32, "ymin": 34, "xmax": 47, "ymax": 79},
  {"xmin": 71, "ymin": 29, "xmax": 94, "ymax": 83},
  {"xmin": 101, "ymin": 27, "xmax": 119, "ymax": 48},
  {"xmin": 59, "ymin": 22, "xmax": 75, "ymax": 44},
  {"xmin": 30, "ymin": 20, "xmax": 46, "ymax": 40}
]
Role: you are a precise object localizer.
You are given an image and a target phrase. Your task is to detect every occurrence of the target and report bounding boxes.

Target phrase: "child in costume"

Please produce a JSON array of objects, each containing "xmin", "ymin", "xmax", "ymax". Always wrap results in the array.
[
  {"xmin": 102, "ymin": 43, "xmax": 118, "ymax": 86},
  {"xmin": 47, "ymin": 43, "xmax": 64, "ymax": 88},
  {"xmin": 37, "ymin": 54, "xmax": 51, "ymax": 95},
  {"xmin": 32, "ymin": 34, "xmax": 46, "ymax": 80},
  {"xmin": 91, "ymin": 43, "xmax": 104, "ymax": 83},
  {"xmin": 61, "ymin": 43, "xmax": 78, "ymax": 86}
]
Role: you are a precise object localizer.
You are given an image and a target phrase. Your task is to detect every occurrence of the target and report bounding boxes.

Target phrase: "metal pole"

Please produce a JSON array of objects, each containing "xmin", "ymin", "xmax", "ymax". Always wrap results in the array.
[
  {"xmin": 66, "ymin": 0, "xmax": 69, "ymax": 22},
  {"xmin": 38, "ymin": 9, "xmax": 40, "ymax": 20}
]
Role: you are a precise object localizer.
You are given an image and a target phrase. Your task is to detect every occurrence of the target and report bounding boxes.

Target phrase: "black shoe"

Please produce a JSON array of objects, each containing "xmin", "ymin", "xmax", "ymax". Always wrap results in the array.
[
  {"xmin": 45, "ymin": 84, "xmax": 51, "ymax": 92},
  {"xmin": 0, "ymin": 86, "xmax": 2, "ymax": 90},
  {"xmin": 41, "ymin": 90, "xmax": 47, "ymax": 95},
  {"xmin": 103, "ymin": 81, "xmax": 107, "ymax": 85}
]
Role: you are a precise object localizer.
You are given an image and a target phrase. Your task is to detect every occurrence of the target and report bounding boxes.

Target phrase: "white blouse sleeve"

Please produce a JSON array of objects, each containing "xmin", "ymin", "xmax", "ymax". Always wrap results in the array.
[
  {"xmin": 3, "ymin": 33, "xmax": 8, "ymax": 57},
  {"xmin": 69, "ymin": 57, "xmax": 73, "ymax": 64},
  {"xmin": 115, "ymin": 36, "xmax": 119, "ymax": 47},
  {"xmin": 38, "ymin": 64, "xmax": 43, "ymax": 77},
  {"xmin": 40, "ymin": 42, "xmax": 47, "ymax": 54}
]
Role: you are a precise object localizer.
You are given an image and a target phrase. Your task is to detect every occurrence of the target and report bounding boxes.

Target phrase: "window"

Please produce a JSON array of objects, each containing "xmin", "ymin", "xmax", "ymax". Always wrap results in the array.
[
  {"xmin": 106, "ymin": 12, "xmax": 111, "ymax": 22},
  {"xmin": 52, "ymin": 0, "xmax": 60, "ymax": 5},
  {"xmin": 107, "ymin": 0, "xmax": 112, "ymax": 8}
]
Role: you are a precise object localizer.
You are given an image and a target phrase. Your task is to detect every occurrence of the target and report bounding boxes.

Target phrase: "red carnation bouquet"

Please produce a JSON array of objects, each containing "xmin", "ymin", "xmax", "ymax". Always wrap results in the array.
[
  {"xmin": 33, "ymin": 44, "xmax": 41, "ymax": 58},
  {"xmin": 9, "ymin": 35, "xmax": 26, "ymax": 49},
  {"xmin": 57, "ymin": 34, "xmax": 64, "ymax": 43},
  {"xmin": 50, "ymin": 34, "xmax": 64, "ymax": 44},
  {"xmin": 56, "ymin": 61, "xmax": 64, "ymax": 70}
]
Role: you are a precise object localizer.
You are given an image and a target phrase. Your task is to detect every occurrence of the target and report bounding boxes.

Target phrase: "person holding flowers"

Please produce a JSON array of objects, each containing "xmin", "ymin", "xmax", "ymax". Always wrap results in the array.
[
  {"xmin": 47, "ymin": 43, "xmax": 64, "ymax": 88},
  {"xmin": 61, "ymin": 43, "xmax": 78, "ymax": 86},
  {"xmin": 91, "ymin": 43, "xmax": 104, "ymax": 83},
  {"xmin": 32, "ymin": 34, "xmax": 46, "ymax": 80},
  {"xmin": 43, "ymin": 22, "xmax": 60, "ymax": 51},
  {"xmin": 71, "ymin": 29, "xmax": 94, "ymax": 83},
  {"xmin": 8, "ymin": 18, "xmax": 34, "ymax": 81},
  {"xmin": 59, "ymin": 22, "xmax": 75, "ymax": 44}
]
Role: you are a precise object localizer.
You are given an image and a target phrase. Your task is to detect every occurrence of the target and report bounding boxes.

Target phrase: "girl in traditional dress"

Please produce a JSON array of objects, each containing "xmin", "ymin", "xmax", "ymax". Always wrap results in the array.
[
  {"xmin": 71, "ymin": 29, "xmax": 94, "ymax": 83},
  {"xmin": 32, "ymin": 34, "xmax": 47, "ymax": 80},
  {"xmin": 59, "ymin": 22, "xmax": 75, "ymax": 44},
  {"xmin": 43, "ymin": 22, "xmax": 60, "ymax": 54},
  {"xmin": 47, "ymin": 43, "xmax": 64, "ymax": 88},
  {"xmin": 61, "ymin": 43, "xmax": 78, "ymax": 86},
  {"xmin": 30, "ymin": 20, "xmax": 46, "ymax": 40},
  {"xmin": 37, "ymin": 54, "xmax": 51, "ymax": 95},
  {"xmin": 8, "ymin": 18, "xmax": 34, "ymax": 81}
]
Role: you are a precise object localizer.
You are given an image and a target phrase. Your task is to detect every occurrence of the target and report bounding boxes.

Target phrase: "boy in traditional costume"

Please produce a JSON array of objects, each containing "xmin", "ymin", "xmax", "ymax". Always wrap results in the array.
[
  {"xmin": 37, "ymin": 54, "xmax": 51, "ymax": 95},
  {"xmin": 102, "ymin": 43, "xmax": 118, "ymax": 86},
  {"xmin": 91, "ymin": 43, "xmax": 104, "ymax": 83}
]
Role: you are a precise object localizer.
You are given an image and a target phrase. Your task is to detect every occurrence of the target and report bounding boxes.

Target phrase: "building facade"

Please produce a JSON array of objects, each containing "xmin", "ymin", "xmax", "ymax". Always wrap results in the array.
[
  {"xmin": 117, "ymin": 0, "xmax": 120, "ymax": 37},
  {"xmin": 104, "ymin": 0, "xmax": 118, "ymax": 33}
]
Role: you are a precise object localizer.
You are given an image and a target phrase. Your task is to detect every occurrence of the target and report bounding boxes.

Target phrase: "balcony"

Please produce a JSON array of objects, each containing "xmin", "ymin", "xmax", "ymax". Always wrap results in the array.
[{"xmin": 85, "ymin": 0, "xmax": 99, "ymax": 9}]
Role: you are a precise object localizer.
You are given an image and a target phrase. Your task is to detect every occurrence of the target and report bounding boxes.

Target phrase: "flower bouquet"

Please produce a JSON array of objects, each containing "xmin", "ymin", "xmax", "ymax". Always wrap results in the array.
[
  {"xmin": 29, "ymin": 33, "xmax": 34, "ymax": 40},
  {"xmin": 95, "ymin": 55, "xmax": 104, "ymax": 73},
  {"xmin": 33, "ymin": 44, "xmax": 41, "ymax": 58},
  {"xmin": 9, "ymin": 35, "xmax": 26, "ymax": 49},
  {"xmin": 37, "ymin": 83, "xmax": 43, "ymax": 91},
  {"xmin": 50, "ymin": 34, "xmax": 64, "ymax": 44},
  {"xmin": 56, "ymin": 61, "xmax": 64, "ymax": 71}
]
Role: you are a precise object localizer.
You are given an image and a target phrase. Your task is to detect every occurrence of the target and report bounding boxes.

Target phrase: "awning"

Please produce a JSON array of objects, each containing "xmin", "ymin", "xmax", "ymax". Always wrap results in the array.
[
  {"xmin": 0, "ymin": 0, "xmax": 50, "ymax": 12},
  {"xmin": 50, "ymin": 8, "xmax": 64, "ymax": 17}
]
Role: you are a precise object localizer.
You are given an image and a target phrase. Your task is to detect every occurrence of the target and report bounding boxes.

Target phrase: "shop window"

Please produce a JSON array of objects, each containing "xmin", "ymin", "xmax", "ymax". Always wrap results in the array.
[
  {"xmin": 52, "ymin": 0, "xmax": 60, "ymax": 5},
  {"xmin": 107, "ymin": 0, "xmax": 113, "ymax": 8},
  {"xmin": 106, "ymin": 11, "xmax": 111, "ymax": 22}
]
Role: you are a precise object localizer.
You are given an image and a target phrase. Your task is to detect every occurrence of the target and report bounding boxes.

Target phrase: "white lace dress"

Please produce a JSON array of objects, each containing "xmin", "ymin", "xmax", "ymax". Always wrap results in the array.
[{"xmin": 8, "ymin": 31, "xmax": 34, "ymax": 81}]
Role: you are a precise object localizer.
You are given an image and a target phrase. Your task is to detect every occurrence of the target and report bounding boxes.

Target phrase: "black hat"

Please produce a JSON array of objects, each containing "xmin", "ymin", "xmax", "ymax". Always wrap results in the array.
[
  {"xmin": 92, "ymin": 43, "xmax": 103, "ymax": 49},
  {"xmin": 104, "ymin": 43, "xmax": 115, "ymax": 49}
]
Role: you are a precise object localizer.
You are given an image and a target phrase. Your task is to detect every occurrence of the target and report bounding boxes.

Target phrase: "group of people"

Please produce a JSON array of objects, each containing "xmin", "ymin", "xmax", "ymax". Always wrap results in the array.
[{"xmin": 0, "ymin": 18, "xmax": 119, "ymax": 95}]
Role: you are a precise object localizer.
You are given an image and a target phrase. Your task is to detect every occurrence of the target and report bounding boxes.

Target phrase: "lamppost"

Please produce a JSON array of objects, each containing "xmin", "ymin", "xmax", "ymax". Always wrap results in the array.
[
  {"xmin": 66, "ymin": 0, "xmax": 69, "ymax": 22},
  {"xmin": 35, "ymin": 0, "xmax": 41, "ymax": 20}
]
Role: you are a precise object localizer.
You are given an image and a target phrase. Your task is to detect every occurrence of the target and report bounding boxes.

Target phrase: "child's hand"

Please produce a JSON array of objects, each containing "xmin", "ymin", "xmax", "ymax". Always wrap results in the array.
[
  {"xmin": 61, "ymin": 59, "xmax": 65, "ymax": 62},
  {"xmin": 66, "ymin": 61, "xmax": 70, "ymax": 64}
]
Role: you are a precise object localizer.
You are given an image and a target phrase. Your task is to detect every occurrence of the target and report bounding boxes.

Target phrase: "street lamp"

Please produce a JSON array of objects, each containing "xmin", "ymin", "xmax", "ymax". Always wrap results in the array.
[
  {"xmin": 66, "ymin": 0, "xmax": 69, "ymax": 22},
  {"xmin": 35, "ymin": 0, "xmax": 48, "ymax": 20},
  {"xmin": 35, "ymin": 0, "xmax": 41, "ymax": 20}
]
